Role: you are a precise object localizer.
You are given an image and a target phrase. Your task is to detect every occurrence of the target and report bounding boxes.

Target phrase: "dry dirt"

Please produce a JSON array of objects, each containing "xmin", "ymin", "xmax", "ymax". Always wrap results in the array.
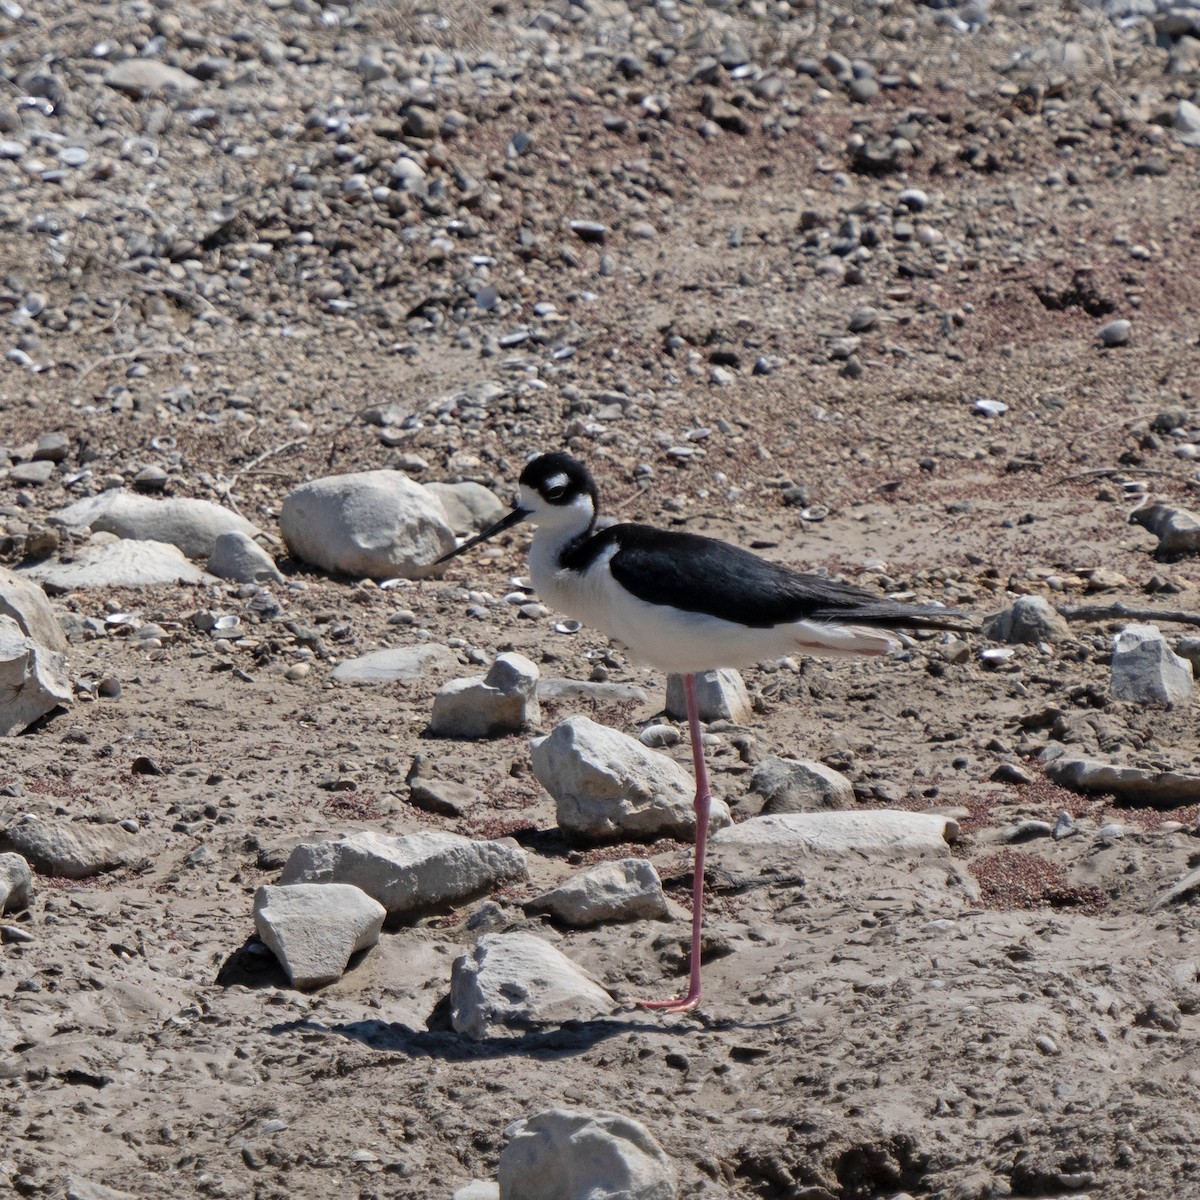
[{"xmin": 3, "ymin": 0, "xmax": 1200, "ymax": 1197}]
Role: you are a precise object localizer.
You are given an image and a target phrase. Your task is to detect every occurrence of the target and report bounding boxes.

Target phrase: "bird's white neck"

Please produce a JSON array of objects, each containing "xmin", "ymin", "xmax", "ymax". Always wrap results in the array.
[{"xmin": 521, "ymin": 487, "xmax": 596, "ymax": 602}]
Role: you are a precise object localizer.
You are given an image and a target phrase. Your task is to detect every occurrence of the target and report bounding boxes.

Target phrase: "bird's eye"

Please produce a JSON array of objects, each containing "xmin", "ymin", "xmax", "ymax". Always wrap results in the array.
[{"xmin": 544, "ymin": 485, "xmax": 567, "ymax": 502}]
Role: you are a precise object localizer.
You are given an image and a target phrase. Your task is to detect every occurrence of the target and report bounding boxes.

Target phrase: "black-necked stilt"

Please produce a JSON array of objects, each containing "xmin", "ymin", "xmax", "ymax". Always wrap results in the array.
[{"xmin": 437, "ymin": 452, "xmax": 974, "ymax": 1012}]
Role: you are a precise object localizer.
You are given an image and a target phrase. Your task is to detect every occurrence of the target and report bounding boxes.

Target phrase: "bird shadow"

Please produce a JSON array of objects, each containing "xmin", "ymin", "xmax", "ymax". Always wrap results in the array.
[{"xmin": 267, "ymin": 1007, "xmax": 797, "ymax": 1062}]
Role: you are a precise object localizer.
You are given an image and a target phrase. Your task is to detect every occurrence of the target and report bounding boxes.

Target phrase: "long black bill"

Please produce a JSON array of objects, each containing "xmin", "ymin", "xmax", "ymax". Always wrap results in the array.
[{"xmin": 435, "ymin": 507, "xmax": 531, "ymax": 564}]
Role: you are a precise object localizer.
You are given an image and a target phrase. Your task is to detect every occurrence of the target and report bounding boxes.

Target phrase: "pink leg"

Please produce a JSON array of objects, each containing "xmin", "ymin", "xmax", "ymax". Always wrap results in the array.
[{"xmin": 638, "ymin": 672, "xmax": 709, "ymax": 1013}]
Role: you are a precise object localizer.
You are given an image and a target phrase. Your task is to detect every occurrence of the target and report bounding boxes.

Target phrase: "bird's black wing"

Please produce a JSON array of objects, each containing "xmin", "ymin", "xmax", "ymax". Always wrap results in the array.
[{"xmin": 591, "ymin": 524, "xmax": 973, "ymax": 632}]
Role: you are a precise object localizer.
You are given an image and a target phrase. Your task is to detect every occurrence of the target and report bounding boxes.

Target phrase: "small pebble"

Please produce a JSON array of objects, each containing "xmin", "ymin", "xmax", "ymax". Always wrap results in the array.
[{"xmin": 1098, "ymin": 319, "xmax": 1131, "ymax": 347}]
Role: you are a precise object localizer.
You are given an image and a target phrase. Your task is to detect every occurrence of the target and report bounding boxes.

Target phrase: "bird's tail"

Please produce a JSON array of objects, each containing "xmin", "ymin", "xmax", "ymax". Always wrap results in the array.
[{"xmin": 809, "ymin": 601, "xmax": 976, "ymax": 635}]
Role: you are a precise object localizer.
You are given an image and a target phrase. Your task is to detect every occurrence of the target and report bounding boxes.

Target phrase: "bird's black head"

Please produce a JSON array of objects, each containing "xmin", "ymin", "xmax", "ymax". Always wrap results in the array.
[
  {"xmin": 434, "ymin": 451, "xmax": 599, "ymax": 564},
  {"xmin": 518, "ymin": 452, "xmax": 600, "ymax": 511}
]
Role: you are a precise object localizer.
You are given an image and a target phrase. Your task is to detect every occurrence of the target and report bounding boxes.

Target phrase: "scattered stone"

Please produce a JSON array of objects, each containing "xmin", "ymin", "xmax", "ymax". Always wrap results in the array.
[
  {"xmin": 665, "ymin": 669, "xmax": 752, "ymax": 723},
  {"xmin": 712, "ymin": 810, "xmax": 957, "ymax": 856},
  {"xmin": 0, "ymin": 815, "xmax": 140, "ymax": 878},
  {"xmin": 0, "ymin": 851, "xmax": 32, "ymax": 913},
  {"xmin": 207, "ymin": 532, "xmax": 283, "ymax": 584},
  {"xmin": 0, "ymin": 615, "xmax": 71, "ymax": 735},
  {"xmin": 0, "ymin": 564, "xmax": 68, "ymax": 651},
  {"xmin": 425, "ymin": 481, "xmax": 508, "ymax": 537},
  {"xmin": 1110, "ymin": 624, "xmax": 1192, "ymax": 705},
  {"xmin": 331, "ymin": 643, "xmax": 459, "ymax": 684},
  {"xmin": 280, "ymin": 471, "xmax": 455, "ymax": 579},
  {"xmin": 54, "ymin": 491, "xmax": 265, "ymax": 559},
  {"xmin": 498, "ymin": 1109, "xmax": 676, "ymax": 1200},
  {"xmin": 104, "ymin": 59, "xmax": 202, "ymax": 97},
  {"xmin": 1053, "ymin": 811, "xmax": 1076, "ymax": 839},
  {"xmin": 449, "ymin": 933, "xmax": 614, "ymax": 1038},
  {"xmin": 749, "ymin": 757, "xmax": 854, "ymax": 813},
  {"xmin": 991, "ymin": 762, "xmax": 1035, "ymax": 785},
  {"xmin": 406, "ymin": 757, "xmax": 482, "ymax": 817},
  {"xmin": 452, "ymin": 1184, "xmax": 499, "ymax": 1200},
  {"xmin": 530, "ymin": 716, "xmax": 731, "ymax": 844},
  {"xmin": 1098, "ymin": 318, "xmax": 1132, "ymax": 347},
  {"xmin": 428, "ymin": 652, "xmax": 540, "ymax": 738},
  {"xmin": 34, "ymin": 433, "xmax": 70, "ymax": 462},
  {"xmin": 639, "ymin": 723, "xmax": 680, "ymax": 749},
  {"xmin": 1000, "ymin": 820, "xmax": 1054, "ymax": 842},
  {"xmin": 1130, "ymin": 502, "xmax": 1200, "ymax": 556},
  {"xmin": 10, "ymin": 460, "xmax": 55, "ymax": 485},
  {"xmin": 526, "ymin": 859, "xmax": 670, "ymax": 927},
  {"xmin": 981, "ymin": 596, "xmax": 1069, "ymax": 644},
  {"xmin": 279, "ymin": 830, "xmax": 527, "ymax": 920},
  {"xmin": 21, "ymin": 537, "xmax": 216, "ymax": 592},
  {"xmin": 253, "ymin": 883, "xmax": 386, "ymax": 990},
  {"xmin": 1046, "ymin": 757, "xmax": 1200, "ymax": 807}
]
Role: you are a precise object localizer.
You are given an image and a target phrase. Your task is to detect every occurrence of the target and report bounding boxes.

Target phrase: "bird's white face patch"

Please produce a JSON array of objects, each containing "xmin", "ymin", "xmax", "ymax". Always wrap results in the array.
[{"xmin": 542, "ymin": 472, "xmax": 570, "ymax": 494}]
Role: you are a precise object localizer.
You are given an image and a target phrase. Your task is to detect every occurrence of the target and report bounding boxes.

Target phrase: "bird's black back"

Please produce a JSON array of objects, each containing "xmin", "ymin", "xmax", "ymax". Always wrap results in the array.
[{"xmin": 564, "ymin": 523, "xmax": 974, "ymax": 632}]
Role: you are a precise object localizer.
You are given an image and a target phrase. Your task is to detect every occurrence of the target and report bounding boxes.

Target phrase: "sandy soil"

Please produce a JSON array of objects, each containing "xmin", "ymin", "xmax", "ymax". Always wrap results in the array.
[{"xmin": 3, "ymin": 0, "xmax": 1200, "ymax": 1196}]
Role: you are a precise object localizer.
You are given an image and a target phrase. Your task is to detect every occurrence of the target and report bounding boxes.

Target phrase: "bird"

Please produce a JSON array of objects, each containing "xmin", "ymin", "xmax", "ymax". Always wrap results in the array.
[{"xmin": 436, "ymin": 451, "xmax": 974, "ymax": 1012}]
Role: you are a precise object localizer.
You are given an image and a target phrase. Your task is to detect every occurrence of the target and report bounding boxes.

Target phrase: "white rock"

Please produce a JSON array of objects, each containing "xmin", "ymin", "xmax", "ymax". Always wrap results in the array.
[
  {"xmin": 20, "ymin": 536, "xmax": 216, "ymax": 592},
  {"xmin": 54, "ymin": 491, "xmax": 264, "ymax": 559},
  {"xmin": 331, "ymin": 642, "xmax": 459, "ymax": 684},
  {"xmin": 280, "ymin": 829, "xmax": 527, "ymax": 919},
  {"xmin": 750, "ymin": 757, "xmax": 854, "ymax": 813},
  {"xmin": 0, "ymin": 564, "xmax": 67, "ymax": 651},
  {"xmin": 1111, "ymin": 624, "xmax": 1193, "ymax": 705},
  {"xmin": 207, "ymin": 531, "xmax": 283, "ymax": 583},
  {"xmin": 665, "ymin": 669, "xmax": 752, "ymax": 723},
  {"xmin": 1129, "ymin": 502, "xmax": 1200, "ymax": 555},
  {"xmin": 280, "ymin": 471, "xmax": 455, "ymax": 579},
  {"xmin": 981, "ymin": 595, "xmax": 1068, "ymax": 644},
  {"xmin": 450, "ymin": 933, "xmax": 614, "ymax": 1038},
  {"xmin": 253, "ymin": 883, "xmax": 386, "ymax": 990},
  {"xmin": 498, "ymin": 1108, "xmax": 677, "ymax": 1200},
  {"xmin": 713, "ymin": 810, "xmax": 957, "ymax": 856},
  {"xmin": 104, "ymin": 59, "xmax": 201, "ymax": 96},
  {"xmin": 530, "ymin": 716, "xmax": 731, "ymax": 844},
  {"xmin": 0, "ymin": 851, "xmax": 33, "ymax": 913},
  {"xmin": 66, "ymin": 1178, "xmax": 138, "ymax": 1200},
  {"xmin": 0, "ymin": 615, "xmax": 71, "ymax": 735},
  {"xmin": 526, "ymin": 859, "xmax": 670, "ymax": 927},
  {"xmin": 0, "ymin": 815, "xmax": 141, "ymax": 878},
  {"xmin": 425, "ymin": 481, "xmax": 508, "ymax": 536},
  {"xmin": 429, "ymin": 652, "xmax": 540, "ymax": 738},
  {"xmin": 451, "ymin": 1184, "xmax": 500, "ymax": 1200}
]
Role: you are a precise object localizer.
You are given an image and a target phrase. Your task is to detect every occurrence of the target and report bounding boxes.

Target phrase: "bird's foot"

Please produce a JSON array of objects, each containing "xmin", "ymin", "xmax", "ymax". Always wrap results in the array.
[{"xmin": 636, "ymin": 992, "xmax": 701, "ymax": 1014}]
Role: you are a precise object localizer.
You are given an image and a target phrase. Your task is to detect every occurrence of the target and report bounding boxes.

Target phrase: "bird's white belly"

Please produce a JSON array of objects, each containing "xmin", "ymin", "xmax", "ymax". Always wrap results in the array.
[{"xmin": 532, "ymin": 544, "xmax": 895, "ymax": 673}]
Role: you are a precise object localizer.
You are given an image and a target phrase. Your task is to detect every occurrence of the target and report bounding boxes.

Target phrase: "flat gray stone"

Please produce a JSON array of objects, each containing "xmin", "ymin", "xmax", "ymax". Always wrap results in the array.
[
  {"xmin": 0, "ymin": 816, "xmax": 141, "ymax": 878},
  {"xmin": 450, "ymin": 933, "xmax": 615, "ymax": 1038},
  {"xmin": 66, "ymin": 1178, "xmax": 138, "ymax": 1200},
  {"xmin": 0, "ymin": 564, "xmax": 68, "ymax": 651},
  {"xmin": 9, "ymin": 460, "xmax": 55, "ymax": 485},
  {"xmin": 54, "ymin": 491, "xmax": 264, "ymax": 559},
  {"xmin": 280, "ymin": 829, "xmax": 527, "ymax": 920},
  {"xmin": 712, "ymin": 810, "xmax": 957, "ymax": 856},
  {"xmin": 526, "ymin": 858, "xmax": 670, "ymax": 927},
  {"xmin": 1110, "ymin": 623, "xmax": 1192, "ymax": 705},
  {"xmin": 428, "ymin": 652, "xmax": 540, "ymax": 738},
  {"xmin": 1046, "ymin": 757, "xmax": 1200, "ymax": 807},
  {"xmin": 981, "ymin": 596, "xmax": 1069, "ymax": 644},
  {"xmin": 21, "ymin": 537, "xmax": 216, "ymax": 592},
  {"xmin": 0, "ymin": 852, "xmax": 32, "ymax": 913},
  {"xmin": 207, "ymin": 531, "xmax": 283, "ymax": 584},
  {"xmin": 0, "ymin": 615, "xmax": 71, "ymax": 735},
  {"xmin": 750, "ymin": 757, "xmax": 854, "ymax": 813},
  {"xmin": 253, "ymin": 883, "xmax": 386, "ymax": 989},
  {"xmin": 104, "ymin": 59, "xmax": 201, "ymax": 96},
  {"xmin": 331, "ymin": 642, "xmax": 459, "ymax": 684},
  {"xmin": 666, "ymin": 669, "xmax": 752, "ymax": 723},
  {"xmin": 530, "ymin": 715, "xmax": 731, "ymax": 844},
  {"xmin": 280, "ymin": 470, "xmax": 455, "ymax": 580},
  {"xmin": 498, "ymin": 1108, "xmax": 676, "ymax": 1200}
]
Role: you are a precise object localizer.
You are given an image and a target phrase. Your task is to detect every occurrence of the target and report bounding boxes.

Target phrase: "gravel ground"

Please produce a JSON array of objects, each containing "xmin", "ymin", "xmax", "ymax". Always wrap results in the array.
[{"xmin": 3, "ymin": 0, "xmax": 1200, "ymax": 1196}]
